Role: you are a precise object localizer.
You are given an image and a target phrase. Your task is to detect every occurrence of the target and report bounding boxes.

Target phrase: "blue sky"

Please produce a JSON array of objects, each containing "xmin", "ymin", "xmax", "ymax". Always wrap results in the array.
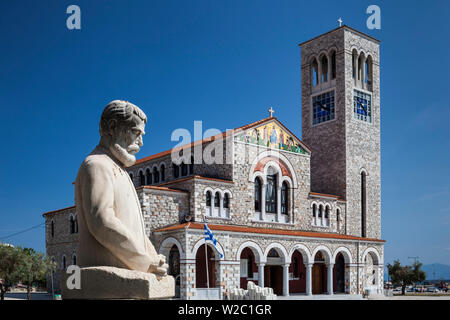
[{"xmin": 0, "ymin": 0, "xmax": 449, "ymax": 267}]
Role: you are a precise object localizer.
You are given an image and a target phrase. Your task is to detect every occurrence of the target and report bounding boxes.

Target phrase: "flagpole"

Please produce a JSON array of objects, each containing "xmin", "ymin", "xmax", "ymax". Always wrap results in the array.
[{"xmin": 203, "ymin": 215, "xmax": 210, "ymax": 299}]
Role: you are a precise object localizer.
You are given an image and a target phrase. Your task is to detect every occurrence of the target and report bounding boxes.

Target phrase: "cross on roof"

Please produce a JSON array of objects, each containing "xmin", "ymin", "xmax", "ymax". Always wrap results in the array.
[
  {"xmin": 338, "ymin": 18, "xmax": 343, "ymax": 27},
  {"xmin": 268, "ymin": 107, "xmax": 275, "ymax": 117}
]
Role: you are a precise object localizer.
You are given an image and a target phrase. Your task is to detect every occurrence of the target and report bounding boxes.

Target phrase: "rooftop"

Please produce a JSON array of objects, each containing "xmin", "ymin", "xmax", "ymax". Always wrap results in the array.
[
  {"xmin": 131, "ymin": 116, "xmax": 311, "ymax": 166},
  {"xmin": 298, "ymin": 25, "xmax": 381, "ymax": 47},
  {"xmin": 154, "ymin": 222, "xmax": 385, "ymax": 243}
]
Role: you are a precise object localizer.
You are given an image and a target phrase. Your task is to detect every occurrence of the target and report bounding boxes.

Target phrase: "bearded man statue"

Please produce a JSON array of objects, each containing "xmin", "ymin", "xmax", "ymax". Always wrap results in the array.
[{"xmin": 63, "ymin": 100, "xmax": 174, "ymax": 299}]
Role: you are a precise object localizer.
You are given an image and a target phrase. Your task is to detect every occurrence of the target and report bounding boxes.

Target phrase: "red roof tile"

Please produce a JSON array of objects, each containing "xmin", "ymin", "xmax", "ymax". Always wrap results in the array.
[
  {"xmin": 42, "ymin": 205, "xmax": 76, "ymax": 217},
  {"xmin": 154, "ymin": 222, "xmax": 385, "ymax": 243}
]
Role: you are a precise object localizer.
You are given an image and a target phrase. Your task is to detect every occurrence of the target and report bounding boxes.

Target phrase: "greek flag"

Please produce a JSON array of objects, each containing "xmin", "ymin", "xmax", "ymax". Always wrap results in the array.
[{"xmin": 203, "ymin": 220, "xmax": 223, "ymax": 259}]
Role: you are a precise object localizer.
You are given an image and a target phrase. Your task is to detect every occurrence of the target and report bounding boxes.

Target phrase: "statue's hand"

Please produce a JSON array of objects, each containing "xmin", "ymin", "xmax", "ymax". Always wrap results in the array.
[{"xmin": 148, "ymin": 254, "xmax": 168, "ymax": 277}]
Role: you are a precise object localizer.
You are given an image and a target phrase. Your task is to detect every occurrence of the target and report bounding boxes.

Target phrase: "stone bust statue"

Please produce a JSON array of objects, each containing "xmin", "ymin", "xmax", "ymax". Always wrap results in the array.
[{"xmin": 75, "ymin": 100, "xmax": 168, "ymax": 276}]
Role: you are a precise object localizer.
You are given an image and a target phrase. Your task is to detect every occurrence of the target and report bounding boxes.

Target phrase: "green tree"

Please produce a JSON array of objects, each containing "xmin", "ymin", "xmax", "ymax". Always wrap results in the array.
[
  {"xmin": 15, "ymin": 247, "xmax": 56, "ymax": 300},
  {"xmin": 0, "ymin": 245, "xmax": 56, "ymax": 300},
  {"xmin": 0, "ymin": 244, "xmax": 21, "ymax": 300},
  {"xmin": 387, "ymin": 260, "xmax": 426, "ymax": 295}
]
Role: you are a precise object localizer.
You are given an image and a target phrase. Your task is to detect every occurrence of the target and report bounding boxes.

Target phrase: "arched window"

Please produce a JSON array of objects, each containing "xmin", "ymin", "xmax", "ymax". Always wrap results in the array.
[
  {"xmin": 145, "ymin": 168, "xmax": 152, "ymax": 185},
  {"xmin": 70, "ymin": 216, "xmax": 75, "ymax": 234},
  {"xmin": 173, "ymin": 163, "xmax": 179, "ymax": 178},
  {"xmin": 168, "ymin": 245, "xmax": 180, "ymax": 278},
  {"xmin": 312, "ymin": 58, "xmax": 319, "ymax": 87},
  {"xmin": 325, "ymin": 206, "xmax": 330, "ymax": 227},
  {"xmin": 206, "ymin": 191, "xmax": 212, "ymax": 216},
  {"xmin": 318, "ymin": 205, "xmax": 323, "ymax": 226},
  {"xmin": 223, "ymin": 193, "xmax": 230, "ymax": 218},
  {"xmin": 213, "ymin": 192, "xmax": 220, "ymax": 217},
  {"xmin": 320, "ymin": 54, "xmax": 328, "ymax": 83},
  {"xmin": 74, "ymin": 215, "xmax": 78, "ymax": 233},
  {"xmin": 265, "ymin": 171, "xmax": 277, "ymax": 214},
  {"xmin": 312, "ymin": 204, "xmax": 317, "ymax": 226},
  {"xmin": 153, "ymin": 167, "xmax": 159, "ymax": 184},
  {"xmin": 366, "ymin": 55, "xmax": 373, "ymax": 91},
  {"xmin": 189, "ymin": 156, "xmax": 194, "ymax": 175},
  {"xmin": 72, "ymin": 254, "xmax": 77, "ymax": 265},
  {"xmin": 358, "ymin": 53, "xmax": 364, "ymax": 82},
  {"xmin": 160, "ymin": 164, "xmax": 165, "ymax": 181},
  {"xmin": 281, "ymin": 181, "xmax": 288, "ymax": 215},
  {"xmin": 139, "ymin": 171, "xmax": 145, "ymax": 186},
  {"xmin": 62, "ymin": 255, "xmax": 66, "ymax": 270},
  {"xmin": 181, "ymin": 162, "xmax": 187, "ymax": 176},
  {"xmin": 254, "ymin": 178, "xmax": 262, "ymax": 212},
  {"xmin": 352, "ymin": 49, "xmax": 358, "ymax": 79},
  {"xmin": 361, "ymin": 171, "xmax": 367, "ymax": 237},
  {"xmin": 223, "ymin": 193, "xmax": 229, "ymax": 209},
  {"xmin": 51, "ymin": 220, "xmax": 54, "ymax": 238},
  {"xmin": 330, "ymin": 50, "xmax": 336, "ymax": 80}
]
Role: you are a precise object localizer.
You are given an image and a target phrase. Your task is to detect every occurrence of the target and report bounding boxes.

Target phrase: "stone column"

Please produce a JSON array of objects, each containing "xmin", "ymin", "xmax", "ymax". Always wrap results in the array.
[
  {"xmin": 261, "ymin": 184, "xmax": 266, "ymax": 221},
  {"xmin": 180, "ymin": 259, "xmax": 196, "ymax": 300},
  {"xmin": 318, "ymin": 58, "xmax": 322, "ymax": 86},
  {"xmin": 327, "ymin": 53, "xmax": 331, "ymax": 83},
  {"xmin": 219, "ymin": 194, "xmax": 223, "ymax": 218},
  {"xmin": 283, "ymin": 263, "xmax": 290, "ymax": 296},
  {"xmin": 353, "ymin": 54, "xmax": 358, "ymax": 86},
  {"xmin": 257, "ymin": 263, "xmax": 265, "ymax": 288},
  {"xmin": 327, "ymin": 263, "xmax": 334, "ymax": 295},
  {"xmin": 276, "ymin": 186, "xmax": 281, "ymax": 223},
  {"xmin": 305, "ymin": 263, "xmax": 313, "ymax": 296},
  {"xmin": 362, "ymin": 57, "xmax": 367, "ymax": 89}
]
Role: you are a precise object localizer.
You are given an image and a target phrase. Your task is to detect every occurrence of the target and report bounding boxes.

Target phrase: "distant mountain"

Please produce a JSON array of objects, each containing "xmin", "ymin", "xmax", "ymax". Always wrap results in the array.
[{"xmin": 384, "ymin": 263, "xmax": 450, "ymax": 281}]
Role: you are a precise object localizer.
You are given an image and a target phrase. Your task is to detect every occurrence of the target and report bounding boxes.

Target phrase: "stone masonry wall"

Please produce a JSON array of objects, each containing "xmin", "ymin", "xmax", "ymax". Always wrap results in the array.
[{"xmin": 44, "ymin": 206, "xmax": 78, "ymax": 293}]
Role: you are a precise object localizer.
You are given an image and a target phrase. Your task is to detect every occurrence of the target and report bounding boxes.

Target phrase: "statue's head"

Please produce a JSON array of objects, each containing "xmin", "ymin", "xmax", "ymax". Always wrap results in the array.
[{"xmin": 99, "ymin": 100, "xmax": 147, "ymax": 167}]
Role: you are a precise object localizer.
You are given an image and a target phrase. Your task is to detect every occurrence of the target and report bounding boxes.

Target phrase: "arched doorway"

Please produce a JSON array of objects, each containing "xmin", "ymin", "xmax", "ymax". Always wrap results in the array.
[
  {"xmin": 168, "ymin": 245, "xmax": 181, "ymax": 297},
  {"xmin": 240, "ymin": 248, "xmax": 258, "ymax": 289},
  {"xmin": 264, "ymin": 248, "xmax": 283, "ymax": 295},
  {"xmin": 195, "ymin": 244, "xmax": 216, "ymax": 288},
  {"xmin": 312, "ymin": 251, "xmax": 327, "ymax": 294},
  {"xmin": 333, "ymin": 253, "xmax": 345, "ymax": 293},
  {"xmin": 289, "ymin": 250, "xmax": 306, "ymax": 293},
  {"xmin": 363, "ymin": 251, "xmax": 378, "ymax": 292}
]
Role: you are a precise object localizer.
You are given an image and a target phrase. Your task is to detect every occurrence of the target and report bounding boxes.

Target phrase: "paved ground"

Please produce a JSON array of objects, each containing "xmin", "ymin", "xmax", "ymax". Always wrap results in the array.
[
  {"xmin": 278, "ymin": 294, "xmax": 364, "ymax": 300},
  {"xmin": 4, "ymin": 292, "xmax": 449, "ymax": 300},
  {"xmin": 388, "ymin": 295, "xmax": 450, "ymax": 300},
  {"xmin": 4, "ymin": 292, "xmax": 53, "ymax": 300}
]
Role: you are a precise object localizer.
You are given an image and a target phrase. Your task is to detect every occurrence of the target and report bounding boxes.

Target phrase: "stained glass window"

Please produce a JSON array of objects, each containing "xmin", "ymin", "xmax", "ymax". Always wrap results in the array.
[
  {"xmin": 265, "ymin": 174, "xmax": 277, "ymax": 213},
  {"xmin": 312, "ymin": 90, "xmax": 335, "ymax": 125},
  {"xmin": 214, "ymin": 192, "xmax": 220, "ymax": 208},
  {"xmin": 354, "ymin": 90, "xmax": 372, "ymax": 123},
  {"xmin": 206, "ymin": 191, "xmax": 211, "ymax": 207},
  {"xmin": 281, "ymin": 181, "xmax": 288, "ymax": 215},
  {"xmin": 254, "ymin": 178, "xmax": 262, "ymax": 212}
]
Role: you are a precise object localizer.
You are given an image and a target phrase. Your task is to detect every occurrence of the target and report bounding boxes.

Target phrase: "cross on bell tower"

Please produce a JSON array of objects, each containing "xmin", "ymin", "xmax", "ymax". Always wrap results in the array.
[
  {"xmin": 338, "ymin": 18, "xmax": 343, "ymax": 27},
  {"xmin": 268, "ymin": 107, "xmax": 275, "ymax": 117}
]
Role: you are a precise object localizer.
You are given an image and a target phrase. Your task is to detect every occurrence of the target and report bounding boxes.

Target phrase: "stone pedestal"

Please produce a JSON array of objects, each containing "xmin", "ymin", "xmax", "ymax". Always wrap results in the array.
[{"xmin": 62, "ymin": 266, "xmax": 175, "ymax": 300}]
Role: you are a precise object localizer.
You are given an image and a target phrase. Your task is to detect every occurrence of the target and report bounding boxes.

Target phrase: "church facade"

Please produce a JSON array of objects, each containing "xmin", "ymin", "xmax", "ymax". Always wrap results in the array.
[{"xmin": 44, "ymin": 25, "xmax": 385, "ymax": 299}]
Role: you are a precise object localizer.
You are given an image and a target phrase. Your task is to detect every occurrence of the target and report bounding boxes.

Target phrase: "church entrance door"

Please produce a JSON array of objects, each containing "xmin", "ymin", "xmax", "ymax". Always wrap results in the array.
[
  {"xmin": 335, "ymin": 254, "xmax": 345, "ymax": 293},
  {"xmin": 195, "ymin": 244, "xmax": 216, "ymax": 288},
  {"xmin": 264, "ymin": 265, "xmax": 283, "ymax": 295},
  {"xmin": 312, "ymin": 264, "xmax": 324, "ymax": 294}
]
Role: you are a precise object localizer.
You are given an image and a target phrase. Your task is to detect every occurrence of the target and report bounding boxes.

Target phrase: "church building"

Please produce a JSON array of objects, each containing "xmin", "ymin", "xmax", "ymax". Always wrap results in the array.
[{"xmin": 43, "ymin": 25, "xmax": 385, "ymax": 299}]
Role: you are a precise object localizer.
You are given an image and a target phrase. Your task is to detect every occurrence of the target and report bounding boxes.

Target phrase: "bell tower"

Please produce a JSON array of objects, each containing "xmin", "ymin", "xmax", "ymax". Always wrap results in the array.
[{"xmin": 300, "ymin": 26, "xmax": 381, "ymax": 239}]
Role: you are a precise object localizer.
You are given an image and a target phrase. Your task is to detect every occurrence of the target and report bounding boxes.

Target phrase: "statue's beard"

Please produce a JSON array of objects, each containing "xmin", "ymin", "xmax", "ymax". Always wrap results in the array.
[{"xmin": 109, "ymin": 143, "xmax": 139, "ymax": 167}]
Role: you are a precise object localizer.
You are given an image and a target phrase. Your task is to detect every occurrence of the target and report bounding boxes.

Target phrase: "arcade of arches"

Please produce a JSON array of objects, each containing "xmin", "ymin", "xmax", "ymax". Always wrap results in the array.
[{"xmin": 158, "ymin": 236, "xmax": 383, "ymax": 298}]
